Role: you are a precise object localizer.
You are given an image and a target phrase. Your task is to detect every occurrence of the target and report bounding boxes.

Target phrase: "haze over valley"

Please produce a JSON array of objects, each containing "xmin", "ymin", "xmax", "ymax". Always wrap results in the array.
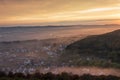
[
  {"xmin": 0, "ymin": 25, "xmax": 120, "ymax": 77},
  {"xmin": 0, "ymin": 25, "xmax": 119, "ymax": 42}
]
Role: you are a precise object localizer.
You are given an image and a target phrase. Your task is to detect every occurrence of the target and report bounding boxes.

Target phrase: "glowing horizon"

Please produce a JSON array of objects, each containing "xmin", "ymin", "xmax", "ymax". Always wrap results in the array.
[{"xmin": 0, "ymin": 0, "xmax": 120, "ymax": 26}]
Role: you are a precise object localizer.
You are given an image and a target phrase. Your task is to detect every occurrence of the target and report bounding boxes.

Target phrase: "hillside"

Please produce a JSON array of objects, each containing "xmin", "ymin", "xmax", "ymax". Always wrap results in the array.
[{"xmin": 60, "ymin": 29, "xmax": 120, "ymax": 68}]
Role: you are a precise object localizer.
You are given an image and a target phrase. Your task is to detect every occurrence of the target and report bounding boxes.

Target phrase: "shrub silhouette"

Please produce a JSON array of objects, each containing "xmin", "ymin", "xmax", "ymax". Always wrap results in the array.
[{"xmin": 0, "ymin": 71, "xmax": 119, "ymax": 80}]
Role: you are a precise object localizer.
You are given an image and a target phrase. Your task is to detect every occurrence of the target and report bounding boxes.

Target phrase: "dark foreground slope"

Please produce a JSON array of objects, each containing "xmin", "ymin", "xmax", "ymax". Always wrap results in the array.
[
  {"xmin": 60, "ymin": 29, "xmax": 120, "ymax": 68},
  {"xmin": 0, "ymin": 71, "xmax": 119, "ymax": 80}
]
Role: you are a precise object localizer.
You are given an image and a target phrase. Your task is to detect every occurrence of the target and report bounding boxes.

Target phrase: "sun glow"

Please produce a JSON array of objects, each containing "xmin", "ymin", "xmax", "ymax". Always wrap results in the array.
[{"xmin": 80, "ymin": 7, "xmax": 120, "ymax": 13}]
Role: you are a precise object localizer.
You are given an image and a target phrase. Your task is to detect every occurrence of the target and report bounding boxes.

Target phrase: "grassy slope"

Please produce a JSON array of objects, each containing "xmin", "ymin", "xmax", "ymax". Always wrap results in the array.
[{"xmin": 60, "ymin": 29, "xmax": 120, "ymax": 68}]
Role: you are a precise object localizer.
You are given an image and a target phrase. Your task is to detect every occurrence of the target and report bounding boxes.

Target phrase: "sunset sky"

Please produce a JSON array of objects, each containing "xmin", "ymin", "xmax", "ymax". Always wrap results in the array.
[{"xmin": 0, "ymin": 0, "xmax": 120, "ymax": 26}]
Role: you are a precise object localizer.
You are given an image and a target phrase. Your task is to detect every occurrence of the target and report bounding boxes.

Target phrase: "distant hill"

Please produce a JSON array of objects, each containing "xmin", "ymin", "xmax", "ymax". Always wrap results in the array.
[{"xmin": 60, "ymin": 29, "xmax": 120, "ymax": 68}]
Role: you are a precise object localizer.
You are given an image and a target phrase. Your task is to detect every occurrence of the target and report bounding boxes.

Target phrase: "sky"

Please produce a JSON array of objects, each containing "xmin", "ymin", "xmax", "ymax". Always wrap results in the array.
[{"xmin": 0, "ymin": 0, "xmax": 120, "ymax": 26}]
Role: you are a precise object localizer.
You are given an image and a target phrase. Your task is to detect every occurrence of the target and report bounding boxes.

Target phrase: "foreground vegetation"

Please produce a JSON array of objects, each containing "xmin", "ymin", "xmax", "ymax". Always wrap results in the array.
[{"xmin": 0, "ymin": 71, "xmax": 119, "ymax": 80}]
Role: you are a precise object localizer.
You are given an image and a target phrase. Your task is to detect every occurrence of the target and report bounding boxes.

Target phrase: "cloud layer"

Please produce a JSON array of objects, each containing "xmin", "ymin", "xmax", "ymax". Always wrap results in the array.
[{"xmin": 0, "ymin": 0, "xmax": 120, "ymax": 26}]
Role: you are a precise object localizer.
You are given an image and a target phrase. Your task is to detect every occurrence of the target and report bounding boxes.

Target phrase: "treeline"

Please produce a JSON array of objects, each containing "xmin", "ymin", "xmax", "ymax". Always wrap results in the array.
[{"xmin": 0, "ymin": 71, "xmax": 119, "ymax": 80}]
